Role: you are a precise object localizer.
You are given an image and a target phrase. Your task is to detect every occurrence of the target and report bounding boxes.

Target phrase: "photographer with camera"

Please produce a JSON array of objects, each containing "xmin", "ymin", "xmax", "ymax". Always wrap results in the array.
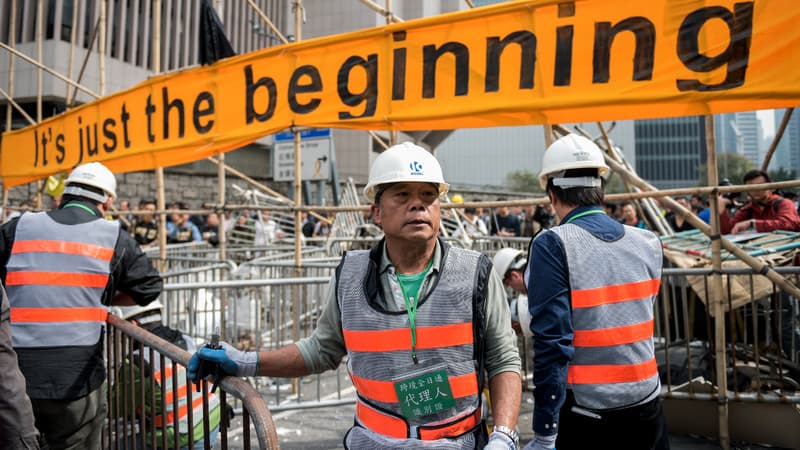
[{"xmin": 717, "ymin": 170, "xmax": 800, "ymax": 234}]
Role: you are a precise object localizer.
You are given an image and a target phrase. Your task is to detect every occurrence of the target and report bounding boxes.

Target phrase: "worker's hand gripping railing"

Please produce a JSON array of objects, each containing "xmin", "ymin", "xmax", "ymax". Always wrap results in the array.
[{"xmin": 105, "ymin": 314, "xmax": 280, "ymax": 449}]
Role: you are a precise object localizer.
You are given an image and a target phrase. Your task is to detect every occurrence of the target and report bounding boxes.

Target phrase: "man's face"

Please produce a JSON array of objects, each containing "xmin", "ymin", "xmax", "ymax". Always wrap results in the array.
[
  {"xmin": 622, "ymin": 205, "xmax": 637, "ymax": 221},
  {"xmin": 746, "ymin": 175, "xmax": 771, "ymax": 204},
  {"xmin": 503, "ymin": 270, "xmax": 526, "ymax": 293},
  {"xmin": 119, "ymin": 200, "xmax": 130, "ymax": 211},
  {"xmin": 372, "ymin": 182, "xmax": 440, "ymax": 244},
  {"xmin": 141, "ymin": 203, "xmax": 156, "ymax": 222}
]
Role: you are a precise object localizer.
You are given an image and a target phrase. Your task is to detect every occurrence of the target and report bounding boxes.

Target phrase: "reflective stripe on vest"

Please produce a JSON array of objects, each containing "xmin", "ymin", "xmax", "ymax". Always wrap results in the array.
[
  {"xmin": 356, "ymin": 398, "xmax": 482, "ymax": 440},
  {"xmin": 139, "ymin": 350, "xmax": 220, "ymax": 431},
  {"xmin": 338, "ymin": 246, "xmax": 481, "ymax": 443},
  {"xmin": 7, "ymin": 212, "xmax": 118, "ymax": 348},
  {"xmin": 551, "ymin": 222, "xmax": 662, "ymax": 410}
]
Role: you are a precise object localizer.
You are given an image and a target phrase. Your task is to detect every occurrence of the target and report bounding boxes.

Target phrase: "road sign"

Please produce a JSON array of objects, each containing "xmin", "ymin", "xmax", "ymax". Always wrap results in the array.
[{"xmin": 272, "ymin": 129, "xmax": 333, "ymax": 182}]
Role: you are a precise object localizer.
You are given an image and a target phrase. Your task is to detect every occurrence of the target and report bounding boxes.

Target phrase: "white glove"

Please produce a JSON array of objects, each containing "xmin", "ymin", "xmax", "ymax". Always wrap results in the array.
[
  {"xmin": 522, "ymin": 433, "xmax": 556, "ymax": 450},
  {"xmin": 485, "ymin": 431, "xmax": 516, "ymax": 450}
]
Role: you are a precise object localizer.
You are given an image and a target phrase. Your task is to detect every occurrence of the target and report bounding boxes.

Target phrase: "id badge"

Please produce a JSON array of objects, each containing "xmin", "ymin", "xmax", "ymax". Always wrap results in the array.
[{"xmin": 391, "ymin": 358, "xmax": 456, "ymax": 419}]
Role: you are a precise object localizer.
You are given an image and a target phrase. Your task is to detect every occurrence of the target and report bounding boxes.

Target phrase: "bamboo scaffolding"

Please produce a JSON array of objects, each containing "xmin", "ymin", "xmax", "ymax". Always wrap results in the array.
[
  {"xmin": 0, "ymin": 42, "xmax": 99, "ymax": 99},
  {"xmin": 246, "ymin": 0, "xmax": 290, "ymax": 44}
]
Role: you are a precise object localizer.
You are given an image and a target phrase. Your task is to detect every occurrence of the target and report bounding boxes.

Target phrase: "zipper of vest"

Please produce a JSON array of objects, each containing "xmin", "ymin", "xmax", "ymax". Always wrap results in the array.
[
  {"xmin": 397, "ymin": 258, "xmax": 433, "ymax": 364},
  {"xmin": 564, "ymin": 209, "xmax": 605, "ymax": 224}
]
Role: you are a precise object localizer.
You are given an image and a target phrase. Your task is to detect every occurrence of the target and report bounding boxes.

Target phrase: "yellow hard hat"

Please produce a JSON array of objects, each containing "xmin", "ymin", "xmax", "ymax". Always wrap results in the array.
[{"xmin": 451, "ymin": 194, "xmax": 464, "ymax": 204}]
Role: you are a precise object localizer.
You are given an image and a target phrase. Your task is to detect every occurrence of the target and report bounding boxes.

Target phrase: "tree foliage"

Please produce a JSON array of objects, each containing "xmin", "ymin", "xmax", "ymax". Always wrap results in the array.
[
  {"xmin": 506, "ymin": 170, "xmax": 543, "ymax": 193},
  {"xmin": 697, "ymin": 152, "xmax": 755, "ymax": 186}
]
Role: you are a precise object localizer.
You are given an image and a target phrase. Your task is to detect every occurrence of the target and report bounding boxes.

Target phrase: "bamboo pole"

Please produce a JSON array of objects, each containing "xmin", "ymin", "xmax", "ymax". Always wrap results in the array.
[
  {"xmin": 35, "ymin": 0, "xmax": 43, "ymax": 208},
  {"xmin": 0, "ymin": 88, "xmax": 35, "ymax": 125},
  {"xmin": 704, "ymin": 116, "xmax": 730, "ymax": 450},
  {"xmin": 291, "ymin": 0, "xmax": 305, "ymax": 396},
  {"xmin": 761, "ymin": 108, "xmax": 794, "ymax": 172},
  {"xmin": 152, "ymin": 0, "xmax": 168, "ymax": 277},
  {"xmin": 464, "ymin": 0, "xmax": 475, "ymax": 7},
  {"xmin": 358, "ymin": 0, "xmax": 403, "ymax": 22},
  {"xmin": 99, "ymin": 0, "xmax": 106, "ymax": 96},
  {"xmin": 3, "ymin": 0, "xmax": 16, "ymax": 221},
  {"xmin": 66, "ymin": 0, "xmax": 79, "ymax": 99},
  {"xmin": 67, "ymin": 17, "xmax": 101, "ymax": 106}
]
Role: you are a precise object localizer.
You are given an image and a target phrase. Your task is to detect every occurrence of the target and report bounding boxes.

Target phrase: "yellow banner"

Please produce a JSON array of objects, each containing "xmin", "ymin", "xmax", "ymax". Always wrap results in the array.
[{"xmin": 3, "ymin": 0, "xmax": 800, "ymax": 187}]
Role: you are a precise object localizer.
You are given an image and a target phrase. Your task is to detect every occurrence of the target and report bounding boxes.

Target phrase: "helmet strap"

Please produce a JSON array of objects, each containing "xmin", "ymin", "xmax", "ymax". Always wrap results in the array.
[
  {"xmin": 63, "ymin": 185, "xmax": 108, "ymax": 203},
  {"xmin": 552, "ymin": 176, "xmax": 601, "ymax": 188}
]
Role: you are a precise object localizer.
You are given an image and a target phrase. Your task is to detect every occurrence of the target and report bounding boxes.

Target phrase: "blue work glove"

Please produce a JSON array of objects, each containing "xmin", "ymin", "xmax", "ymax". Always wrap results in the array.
[
  {"xmin": 485, "ymin": 431, "xmax": 516, "ymax": 449},
  {"xmin": 187, "ymin": 341, "xmax": 259, "ymax": 382},
  {"xmin": 521, "ymin": 433, "xmax": 556, "ymax": 450}
]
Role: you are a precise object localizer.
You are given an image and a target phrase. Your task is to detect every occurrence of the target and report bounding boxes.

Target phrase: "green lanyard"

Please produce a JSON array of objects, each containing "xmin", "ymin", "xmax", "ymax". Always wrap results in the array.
[
  {"xmin": 397, "ymin": 258, "xmax": 433, "ymax": 364},
  {"xmin": 564, "ymin": 209, "xmax": 605, "ymax": 224},
  {"xmin": 63, "ymin": 203, "xmax": 98, "ymax": 216}
]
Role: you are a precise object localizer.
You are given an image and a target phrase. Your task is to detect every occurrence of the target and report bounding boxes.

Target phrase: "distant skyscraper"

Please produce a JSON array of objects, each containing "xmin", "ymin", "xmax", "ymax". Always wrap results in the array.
[
  {"xmin": 635, "ymin": 117, "xmax": 706, "ymax": 190},
  {"xmin": 734, "ymin": 111, "xmax": 762, "ymax": 165},
  {"xmin": 773, "ymin": 109, "xmax": 800, "ymax": 176},
  {"xmin": 715, "ymin": 113, "xmax": 742, "ymax": 155}
]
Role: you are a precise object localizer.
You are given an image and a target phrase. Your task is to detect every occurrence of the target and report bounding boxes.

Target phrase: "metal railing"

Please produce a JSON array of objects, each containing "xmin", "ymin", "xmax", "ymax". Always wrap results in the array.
[{"xmin": 105, "ymin": 314, "xmax": 280, "ymax": 450}]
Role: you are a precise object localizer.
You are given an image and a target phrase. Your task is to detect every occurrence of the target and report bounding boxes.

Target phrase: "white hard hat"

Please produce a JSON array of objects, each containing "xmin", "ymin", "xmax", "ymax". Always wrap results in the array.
[
  {"xmin": 64, "ymin": 162, "xmax": 117, "ymax": 202},
  {"xmin": 363, "ymin": 142, "xmax": 449, "ymax": 202},
  {"xmin": 517, "ymin": 295, "xmax": 533, "ymax": 338},
  {"xmin": 538, "ymin": 134, "xmax": 609, "ymax": 189},
  {"xmin": 111, "ymin": 301, "xmax": 163, "ymax": 324},
  {"xmin": 492, "ymin": 248, "xmax": 524, "ymax": 280}
]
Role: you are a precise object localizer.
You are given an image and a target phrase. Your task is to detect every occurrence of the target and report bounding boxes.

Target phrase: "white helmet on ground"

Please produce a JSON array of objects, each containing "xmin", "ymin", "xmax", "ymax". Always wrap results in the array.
[
  {"xmin": 111, "ymin": 301, "xmax": 163, "ymax": 325},
  {"xmin": 538, "ymin": 134, "xmax": 609, "ymax": 189},
  {"xmin": 492, "ymin": 248, "xmax": 525, "ymax": 280},
  {"xmin": 363, "ymin": 142, "xmax": 449, "ymax": 202},
  {"xmin": 63, "ymin": 162, "xmax": 117, "ymax": 203}
]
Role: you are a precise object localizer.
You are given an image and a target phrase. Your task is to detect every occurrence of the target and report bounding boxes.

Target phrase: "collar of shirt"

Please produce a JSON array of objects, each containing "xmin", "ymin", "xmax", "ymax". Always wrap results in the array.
[
  {"xmin": 377, "ymin": 239, "xmax": 442, "ymax": 276},
  {"xmin": 559, "ymin": 205, "xmax": 624, "ymax": 242},
  {"xmin": 60, "ymin": 200, "xmax": 102, "ymax": 217},
  {"xmin": 376, "ymin": 239, "xmax": 442, "ymax": 312}
]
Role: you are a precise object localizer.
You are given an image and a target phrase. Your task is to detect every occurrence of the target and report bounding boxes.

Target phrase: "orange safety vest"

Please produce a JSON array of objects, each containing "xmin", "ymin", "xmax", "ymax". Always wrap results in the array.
[
  {"xmin": 551, "ymin": 223, "xmax": 662, "ymax": 410},
  {"xmin": 132, "ymin": 345, "xmax": 220, "ymax": 433},
  {"xmin": 337, "ymin": 245, "xmax": 487, "ymax": 448}
]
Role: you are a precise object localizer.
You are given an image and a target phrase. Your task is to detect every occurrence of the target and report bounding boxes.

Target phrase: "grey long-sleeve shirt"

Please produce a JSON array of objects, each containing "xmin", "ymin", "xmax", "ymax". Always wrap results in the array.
[
  {"xmin": 0, "ymin": 285, "xmax": 39, "ymax": 449},
  {"xmin": 295, "ymin": 240, "xmax": 521, "ymax": 380}
]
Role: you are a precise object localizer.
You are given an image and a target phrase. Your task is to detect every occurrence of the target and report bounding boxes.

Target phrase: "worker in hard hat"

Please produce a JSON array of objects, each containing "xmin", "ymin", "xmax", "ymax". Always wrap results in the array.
[
  {"xmin": 111, "ymin": 302, "xmax": 222, "ymax": 449},
  {"xmin": 522, "ymin": 135, "xmax": 666, "ymax": 450},
  {"xmin": 0, "ymin": 162, "xmax": 163, "ymax": 450},
  {"xmin": 492, "ymin": 248, "xmax": 530, "ymax": 337},
  {"xmin": 189, "ymin": 142, "xmax": 522, "ymax": 449}
]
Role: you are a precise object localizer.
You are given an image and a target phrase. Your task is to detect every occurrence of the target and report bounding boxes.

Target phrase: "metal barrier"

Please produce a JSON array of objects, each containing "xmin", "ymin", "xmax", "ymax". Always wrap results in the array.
[
  {"xmin": 105, "ymin": 314, "xmax": 280, "ymax": 450},
  {"xmin": 656, "ymin": 266, "xmax": 800, "ymax": 394}
]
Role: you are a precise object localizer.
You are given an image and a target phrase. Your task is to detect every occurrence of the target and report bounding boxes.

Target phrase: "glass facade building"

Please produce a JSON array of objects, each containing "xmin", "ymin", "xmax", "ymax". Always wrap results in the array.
[{"xmin": 635, "ymin": 117, "xmax": 707, "ymax": 190}]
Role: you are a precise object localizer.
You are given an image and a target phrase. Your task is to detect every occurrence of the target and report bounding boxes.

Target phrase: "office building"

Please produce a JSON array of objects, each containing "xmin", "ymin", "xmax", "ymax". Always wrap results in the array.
[
  {"xmin": 635, "ymin": 117, "xmax": 706, "ymax": 190},
  {"xmin": 773, "ymin": 109, "xmax": 800, "ymax": 176}
]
